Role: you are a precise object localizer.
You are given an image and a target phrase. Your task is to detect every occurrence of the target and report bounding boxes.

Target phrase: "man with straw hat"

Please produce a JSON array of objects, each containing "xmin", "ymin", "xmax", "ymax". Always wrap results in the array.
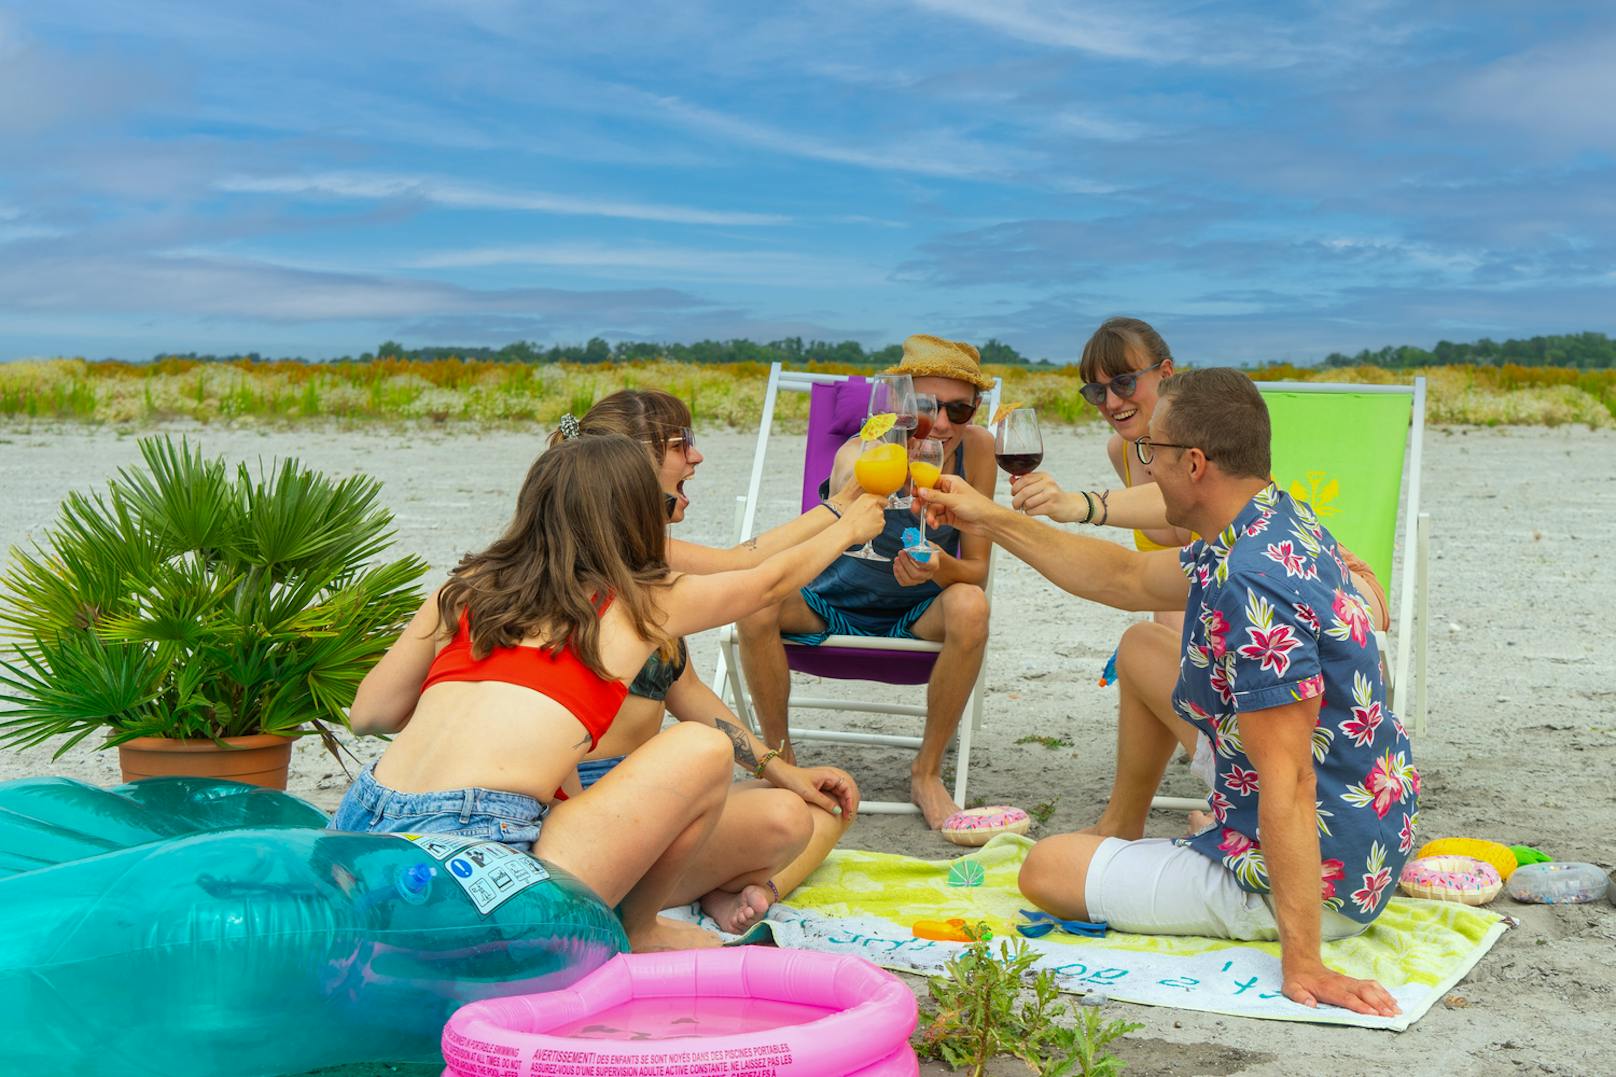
[{"xmin": 737, "ymin": 334, "xmax": 1001, "ymax": 830}]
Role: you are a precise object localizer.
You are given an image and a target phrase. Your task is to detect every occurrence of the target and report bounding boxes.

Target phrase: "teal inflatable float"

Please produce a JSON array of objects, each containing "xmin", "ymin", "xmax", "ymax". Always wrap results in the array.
[{"xmin": 0, "ymin": 776, "xmax": 626, "ymax": 1076}]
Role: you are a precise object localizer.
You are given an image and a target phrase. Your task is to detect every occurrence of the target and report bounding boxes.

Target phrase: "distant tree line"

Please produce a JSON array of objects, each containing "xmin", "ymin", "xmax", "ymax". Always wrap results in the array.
[
  {"xmin": 152, "ymin": 336, "xmax": 1042, "ymax": 367},
  {"xmin": 1322, "ymin": 332, "xmax": 1614, "ymax": 369},
  {"xmin": 146, "ymin": 331, "xmax": 1614, "ymax": 370}
]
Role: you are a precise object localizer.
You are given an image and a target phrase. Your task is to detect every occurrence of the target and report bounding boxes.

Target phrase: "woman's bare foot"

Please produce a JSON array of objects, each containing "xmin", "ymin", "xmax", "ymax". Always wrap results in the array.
[
  {"xmin": 911, "ymin": 774, "xmax": 962, "ymax": 829},
  {"xmin": 1186, "ymin": 809, "xmax": 1215, "ymax": 835},
  {"xmin": 627, "ymin": 914, "xmax": 723, "ymax": 952},
  {"xmin": 699, "ymin": 883, "xmax": 774, "ymax": 934}
]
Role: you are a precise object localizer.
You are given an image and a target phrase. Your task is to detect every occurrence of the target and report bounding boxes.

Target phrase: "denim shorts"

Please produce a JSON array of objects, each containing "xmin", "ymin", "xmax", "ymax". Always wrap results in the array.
[
  {"xmin": 328, "ymin": 762, "xmax": 548, "ymax": 853},
  {"xmin": 576, "ymin": 754, "xmax": 626, "ymax": 791}
]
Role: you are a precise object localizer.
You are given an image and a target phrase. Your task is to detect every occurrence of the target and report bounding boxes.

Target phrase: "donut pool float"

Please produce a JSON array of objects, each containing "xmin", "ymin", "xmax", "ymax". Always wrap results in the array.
[
  {"xmin": 1398, "ymin": 855, "xmax": 1502, "ymax": 905},
  {"xmin": 940, "ymin": 805, "xmax": 1030, "ymax": 846},
  {"xmin": 443, "ymin": 947, "xmax": 918, "ymax": 1076}
]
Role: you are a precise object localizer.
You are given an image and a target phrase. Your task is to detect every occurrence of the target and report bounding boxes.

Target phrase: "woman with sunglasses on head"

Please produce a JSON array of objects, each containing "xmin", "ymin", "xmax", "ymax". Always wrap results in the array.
[
  {"xmin": 335, "ymin": 434, "xmax": 885, "ymax": 953},
  {"xmin": 553, "ymin": 390, "xmax": 867, "ymax": 934}
]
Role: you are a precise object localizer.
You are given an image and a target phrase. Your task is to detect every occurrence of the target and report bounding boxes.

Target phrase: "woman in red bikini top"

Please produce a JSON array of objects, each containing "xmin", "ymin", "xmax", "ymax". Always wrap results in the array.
[{"xmin": 337, "ymin": 433, "xmax": 884, "ymax": 954}]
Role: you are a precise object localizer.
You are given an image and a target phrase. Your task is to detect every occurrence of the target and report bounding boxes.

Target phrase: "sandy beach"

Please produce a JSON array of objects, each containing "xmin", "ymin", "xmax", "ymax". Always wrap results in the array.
[{"xmin": 2, "ymin": 419, "xmax": 1613, "ymax": 1076}]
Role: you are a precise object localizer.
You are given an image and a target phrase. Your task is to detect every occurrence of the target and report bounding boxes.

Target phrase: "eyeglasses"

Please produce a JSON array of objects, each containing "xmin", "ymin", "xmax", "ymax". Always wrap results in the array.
[
  {"xmin": 937, "ymin": 399, "xmax": 979, "ymax": 424},
  {"xmin": 1079, "ymin": 360, "xmax": 1166, "ymax": 407},
  {"xmin": 1134, "ymin": 436, "xmax": 1211, "ymax": 466},
  {"xmin": 654, "ymin": 427, "xmax": 697, "ymax": 458}
]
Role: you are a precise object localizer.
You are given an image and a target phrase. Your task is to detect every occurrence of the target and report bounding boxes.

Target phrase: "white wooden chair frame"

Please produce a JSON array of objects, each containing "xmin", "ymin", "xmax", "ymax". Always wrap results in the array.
[
  {"xmin": 1153, "ymin": 377, "xmax": 1430, "ymax": 811},
  {"xmin": 713, "ymin": 363, "xmax": 1001, "ymax": 814}
]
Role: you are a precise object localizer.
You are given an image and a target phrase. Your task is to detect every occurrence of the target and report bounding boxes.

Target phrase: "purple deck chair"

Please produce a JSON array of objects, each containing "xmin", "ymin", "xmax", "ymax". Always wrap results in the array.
[{"xmin": 713, "ymin": 364, "xmax": 999, "ymax": 814}]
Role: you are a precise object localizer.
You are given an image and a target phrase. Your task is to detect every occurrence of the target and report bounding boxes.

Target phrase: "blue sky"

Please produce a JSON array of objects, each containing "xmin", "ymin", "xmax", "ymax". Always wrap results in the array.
[{"xmin": 2, "ymin": 1, "xmax": 1613, "ymax": 364}]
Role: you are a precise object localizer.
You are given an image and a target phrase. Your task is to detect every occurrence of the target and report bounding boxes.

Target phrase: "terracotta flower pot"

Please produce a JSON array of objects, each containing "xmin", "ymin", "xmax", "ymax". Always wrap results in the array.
[{"xmin": 116, "ymin": 734, "xmax": 296, "ymax": 789}]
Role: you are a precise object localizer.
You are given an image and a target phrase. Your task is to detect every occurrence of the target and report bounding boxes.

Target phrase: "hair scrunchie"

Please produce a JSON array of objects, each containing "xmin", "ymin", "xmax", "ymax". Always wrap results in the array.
[{"xmin": 559, "ymin": 413, "xmax": 582, "ymax": 441}]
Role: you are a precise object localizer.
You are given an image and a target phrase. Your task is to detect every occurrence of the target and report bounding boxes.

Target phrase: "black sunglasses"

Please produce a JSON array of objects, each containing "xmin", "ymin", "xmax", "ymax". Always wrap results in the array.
[
  {"xmin": 938, "ymin": 399, "xmax": 979, "ymax": 424},
  {"xmin": 1080, "ymin": 360, "xmax": 1166, "ymax": 407}
]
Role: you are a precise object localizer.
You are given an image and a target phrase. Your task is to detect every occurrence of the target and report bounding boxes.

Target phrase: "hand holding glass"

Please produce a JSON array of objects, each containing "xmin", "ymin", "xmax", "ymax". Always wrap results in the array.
[
  {"xmin": 848, "ymin": 434, "xmax": 908, "ymax": 561},
  {"xmin": 908, "ymin": 437, "xmax": 944, "ymax": 551},
  {"xmin": 995, "ymin": 408, "xmax": 1044, "ymax": 483}
]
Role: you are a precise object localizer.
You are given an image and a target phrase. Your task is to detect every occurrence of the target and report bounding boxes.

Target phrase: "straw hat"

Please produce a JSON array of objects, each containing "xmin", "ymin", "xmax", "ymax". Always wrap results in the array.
[{"xmin": 883, "ymin": 334, "xmax": 994, "ymax": 392}]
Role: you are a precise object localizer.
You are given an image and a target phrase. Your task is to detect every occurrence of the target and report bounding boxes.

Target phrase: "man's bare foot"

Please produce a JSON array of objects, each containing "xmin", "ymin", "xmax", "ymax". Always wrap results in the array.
[
  {"xmin": 699, "ymin": 883, "xmax": 774, "ymax": 934},
  {"xmin": 627, "ymin": 914, "xmax": 723, "ymax": 953},
  {"xmin": 1075, "ymin": 818, "xmax": 1146, "ymax": 840},
  {"xmin": 911, "ymin": 773, "xmax": 962, "ymax": 829},
  {"xmin": 1186, "ymin": 809, "xmax": 1215, "ymax": 835}
]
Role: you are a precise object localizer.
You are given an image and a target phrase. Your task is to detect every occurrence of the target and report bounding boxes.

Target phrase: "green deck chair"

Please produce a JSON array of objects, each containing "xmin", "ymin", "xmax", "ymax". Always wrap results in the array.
[{"xmin": 1261, "ymin": 378, "xmax": 1429, "ymax": 737}]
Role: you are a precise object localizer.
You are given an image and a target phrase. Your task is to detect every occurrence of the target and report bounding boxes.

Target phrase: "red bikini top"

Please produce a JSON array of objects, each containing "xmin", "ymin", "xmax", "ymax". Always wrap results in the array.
[{"xmin": 421, "ymin": 605, "xmax": 628, "ymax": 751}]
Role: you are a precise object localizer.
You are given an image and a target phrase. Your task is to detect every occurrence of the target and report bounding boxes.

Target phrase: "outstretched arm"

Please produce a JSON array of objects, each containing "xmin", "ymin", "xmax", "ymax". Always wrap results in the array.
[
  {"xmin": 657, "ymin": 494, "xmax": 885, "ymax": 639},
  {"xmin": 1010, "ymin": 473, "xmax": 1178, "ymax": 532},
  {"xmin": 668, "ymin": 475, "xmax": 865, "ymax": 574},
  {"xmin": 917, "ymin": 475, "xmax": 1190, "ymax": 612}
]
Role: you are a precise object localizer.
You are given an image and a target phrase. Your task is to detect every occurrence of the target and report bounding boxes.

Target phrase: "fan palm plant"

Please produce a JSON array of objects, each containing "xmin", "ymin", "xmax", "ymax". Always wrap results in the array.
[{"xmin": 0, "ymin": 435, "xmax": 427, "ymax": 766}]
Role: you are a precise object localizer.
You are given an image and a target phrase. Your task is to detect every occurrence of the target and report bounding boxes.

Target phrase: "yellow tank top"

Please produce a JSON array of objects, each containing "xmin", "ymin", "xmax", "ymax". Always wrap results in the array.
[{"xmin": 1121, "ymin": 450, "xmax": 1186, "ymax": 553}]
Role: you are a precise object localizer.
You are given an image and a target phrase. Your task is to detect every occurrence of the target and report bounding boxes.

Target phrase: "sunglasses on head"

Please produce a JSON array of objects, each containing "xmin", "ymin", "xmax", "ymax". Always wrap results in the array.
[{"xmin": 1079, "ymin": 360, "xmax": 1166, "ymax": 407}]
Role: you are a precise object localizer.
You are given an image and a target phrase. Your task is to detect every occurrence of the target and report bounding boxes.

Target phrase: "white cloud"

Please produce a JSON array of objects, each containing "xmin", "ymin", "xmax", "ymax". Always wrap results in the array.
[
  {"xmin": 906, "ymin": 0, "xmax": 1174, "ymax": 61},
  {"xmin": 216, "ymin": 172, "xmax": 789, "ymax": 227}
]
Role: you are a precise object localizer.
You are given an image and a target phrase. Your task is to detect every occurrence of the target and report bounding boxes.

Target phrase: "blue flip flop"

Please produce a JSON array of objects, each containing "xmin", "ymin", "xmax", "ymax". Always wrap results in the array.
[{"xmin": 1015, "ymin": 908, "xmax": 1108, "ymax": 938}]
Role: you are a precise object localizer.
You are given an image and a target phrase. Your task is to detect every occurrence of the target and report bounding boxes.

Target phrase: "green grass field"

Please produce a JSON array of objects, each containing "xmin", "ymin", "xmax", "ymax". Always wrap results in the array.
[{"xmin": 2, "ymin": 356, "xmax": 1612, "ymax": 429}]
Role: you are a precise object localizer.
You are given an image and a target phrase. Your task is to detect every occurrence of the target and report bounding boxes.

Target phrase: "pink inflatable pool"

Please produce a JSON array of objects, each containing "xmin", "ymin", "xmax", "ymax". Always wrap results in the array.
[{"xmin": 443, "ymin": 947, "xmax": 918, "ymax": 1076}]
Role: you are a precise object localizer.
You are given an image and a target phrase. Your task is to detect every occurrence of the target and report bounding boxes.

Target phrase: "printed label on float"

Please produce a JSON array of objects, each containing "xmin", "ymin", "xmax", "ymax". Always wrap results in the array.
[{"xmin": 396, "ymin": 833, "xmax": 550, "ymax": 914}]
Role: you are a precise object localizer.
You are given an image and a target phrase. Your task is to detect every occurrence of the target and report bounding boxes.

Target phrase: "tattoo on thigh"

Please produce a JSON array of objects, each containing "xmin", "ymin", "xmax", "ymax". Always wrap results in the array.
[
  {"xmin": 714, "ymin": 718, "xmax": 758, "ymax": 769},
  {"xmin": 742, "ymin": 536, "xmax": 759, "ymax": 551},
  {"xmin": 571, "ymin": 730, "xmax": 592, "ymax": 749}
]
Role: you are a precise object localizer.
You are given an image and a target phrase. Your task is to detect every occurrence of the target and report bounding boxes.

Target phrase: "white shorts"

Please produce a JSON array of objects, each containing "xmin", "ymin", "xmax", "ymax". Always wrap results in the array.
[{"xmin": 1085, "ymin": 837, "xmax": 1367, "ymax": 942}]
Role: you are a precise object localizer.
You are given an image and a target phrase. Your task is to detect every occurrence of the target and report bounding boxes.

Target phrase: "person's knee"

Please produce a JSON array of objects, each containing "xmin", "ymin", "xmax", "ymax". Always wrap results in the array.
[
  {"xmin": 754, "ymin": 790, "xmax": 815, "ymax": 857},
  {"xmin": 1019, "ymin": 835, "xmax": 1098, "ymax": 918},
  {"xmin": 941, "ymin": 584, "xmax": 989, "ymax": 650},
  {"xmin": 666, "ymin": 722, "xmax": 733, "ymax": 783},
  {"xmin": 1117, "ymin": 620, "xmax": 1172, "ymax": 684},
  {"xmin": 1018, "ymin": 840, "xmax": 1066, "ymax": 908},
  {"xmin": 737, "ymin": 601, "xmax": 783, "ymax": 640}
]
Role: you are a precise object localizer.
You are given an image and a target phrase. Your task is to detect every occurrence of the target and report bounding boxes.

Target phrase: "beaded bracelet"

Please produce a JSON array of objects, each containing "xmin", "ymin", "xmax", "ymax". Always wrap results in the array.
[
  {"xmin": 820, "ymin": 500, "xmax": 842, "ymax": 519},
  {"xmin": 752, "ymin": 748, "xmax": 782, "ymax": 779}
]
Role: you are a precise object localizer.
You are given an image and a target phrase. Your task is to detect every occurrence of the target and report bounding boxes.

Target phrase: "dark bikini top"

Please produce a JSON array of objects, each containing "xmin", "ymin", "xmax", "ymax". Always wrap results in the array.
[{"xmin": 628, "ymin": 638, "xmax": 689, "ymax": 702}]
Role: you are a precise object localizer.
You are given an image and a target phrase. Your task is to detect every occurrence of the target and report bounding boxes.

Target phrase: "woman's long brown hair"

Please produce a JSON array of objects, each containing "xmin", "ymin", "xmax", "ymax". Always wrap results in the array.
[{"xmin": 437, "ymin": 435, "xmax": 676, "ymax": 677}]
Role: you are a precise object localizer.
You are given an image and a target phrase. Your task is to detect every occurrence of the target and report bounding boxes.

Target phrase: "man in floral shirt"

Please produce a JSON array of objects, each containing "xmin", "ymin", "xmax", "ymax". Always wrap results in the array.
[{"xmin": 919, "ymin": 368, "xmax": 1412, "ymax": 1018}]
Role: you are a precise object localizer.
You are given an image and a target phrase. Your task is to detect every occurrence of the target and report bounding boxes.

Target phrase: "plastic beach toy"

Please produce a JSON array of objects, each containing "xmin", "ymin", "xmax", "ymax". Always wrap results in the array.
[
  {"xmin": 1417, "ymin": 837, "xmax": 1518, "ymax": 880},
  {"xmin": 913, "ymin": 917, "xmax": 991, "ymax": 942},
  {"xmin": 1016, "ymin": 909, "xmax": 1108, "ymax": 939},
  {"xmin": 1398, "ymin": 855, "xmax": 1503, "ymax": 905},
  {"xmin": 1504, "ymin": 862, "xmax": 1610, "ymax": 905},
  {"xmin": 442, "ymin": 947, "xmax": 920, "ymax": 1077},
  {"xmin": 0, "ymin": 776, "xmax": 623, "ymax": 1077},
  {"xmin": 940, "ymin": 805, "xmax": 1031, "ymax": 846}
]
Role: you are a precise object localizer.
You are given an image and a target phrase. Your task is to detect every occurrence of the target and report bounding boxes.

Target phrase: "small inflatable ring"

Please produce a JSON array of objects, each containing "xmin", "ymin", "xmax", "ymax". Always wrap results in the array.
[
  {"xmin": 1399, "ymin": 854, "xmax": 1502, "ymax": 905},
  {"xmin": 940, "ymin": 805, "xmax": 1030, "ymax": 846}
]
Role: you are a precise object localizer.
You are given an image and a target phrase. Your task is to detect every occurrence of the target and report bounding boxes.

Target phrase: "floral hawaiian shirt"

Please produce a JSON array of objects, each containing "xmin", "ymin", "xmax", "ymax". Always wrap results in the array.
[{"xmin": 1173, "ymin": 483, "xmax": 1418, "ymax": 924}]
